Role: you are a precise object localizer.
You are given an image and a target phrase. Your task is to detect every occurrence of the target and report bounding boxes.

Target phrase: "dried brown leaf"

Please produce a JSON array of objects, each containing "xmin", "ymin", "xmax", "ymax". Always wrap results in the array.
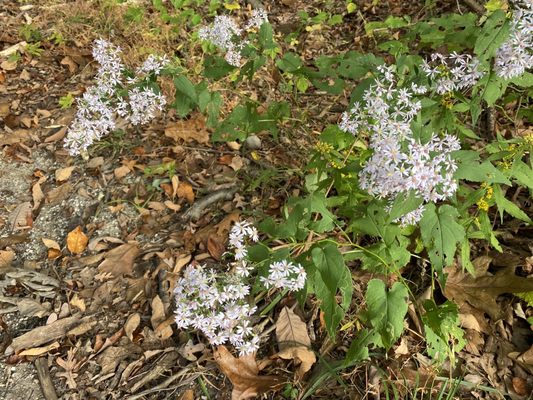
[
  {"xmin": 178, "ymin": 339, "xmax": 205, "ymax": 361},
  {"xmin": 55, "ymin": 166, "xmax": 75, "ymax": 182},
  {"xmin": 275, "ymin": 306, "xmax": 316, "ymax": 377},
  {"xmin": 207, "ymin": 234, "xmax": 225, "ymax": 261},
  {"xmin": 114, "ymin": 165, "xmax": 131, "ymax": 179},
  {"xmin": 443, "ymin": 265, "xmax": 533, "ymax": 319},
  {"xmin": 66, "ymin": 226, "xmax": 88, "ymax": 255},
  {"xmin": 9, "ymin": 202, "xmax": 33, "ymax": 231},
  {"xmin": 32, "ymin": 180, "xmax": 45, "ymax": 210},
  {"xmin": 164, "ymin": 115, "xmax": 209, "ymax": 144},
  {"xmin": 214, "ymin": 345, "xmax": 284, "ymax": 400},
  {"xmin": 19, "ymin": 341, "xmax": 59, "ymax": 356},
  {"xmin": 0, "ymin": 249, "xmax": 15, "ymax": 268},
  {"xmin": 42, "ymin": 238, "xmax": 60, "ymax": 250},
  {"xmin": 98, "ymin": 243, "xmax": 139, "ymax": 276},
  {"xmin": 70, "ymin": 294, "xmax": 86, "ymax": 312},
  {"xmin": 125, "ymin": 312, "xmax": 140, "ymax": 341},
  {"xmin": 177, "ymin": 182, "xmax": 195, "ymax": 204},
  {"xmin": 179, "ymin": 390, "xmax": 195, "ymax": 400}
]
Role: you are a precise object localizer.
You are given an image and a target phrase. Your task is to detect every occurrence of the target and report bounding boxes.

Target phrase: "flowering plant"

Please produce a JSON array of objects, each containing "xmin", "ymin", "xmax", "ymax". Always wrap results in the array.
[{"xmin": 62, "ymin": 0, "xmax": 532, "ymax": 386}]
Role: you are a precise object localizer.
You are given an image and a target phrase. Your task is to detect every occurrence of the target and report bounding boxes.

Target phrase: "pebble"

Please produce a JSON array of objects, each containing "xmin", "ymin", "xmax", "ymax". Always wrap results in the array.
[{"xmin": 245, "ymin": 135, "xmax": 261, "ymax": 150}]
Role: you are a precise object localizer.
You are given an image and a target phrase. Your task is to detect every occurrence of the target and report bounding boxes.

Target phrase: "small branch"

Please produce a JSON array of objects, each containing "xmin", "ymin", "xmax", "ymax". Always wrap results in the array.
[
  {"xmin": 180, "ymin": 186, "xmax": 239, "ymax": 222},
  {"xmin": 35, "ymin": 358, "xmax": 58, "ymax": 400},
  {"xmin": 462, "ymin": 0, "xmax": 484, "ymax": 14}
]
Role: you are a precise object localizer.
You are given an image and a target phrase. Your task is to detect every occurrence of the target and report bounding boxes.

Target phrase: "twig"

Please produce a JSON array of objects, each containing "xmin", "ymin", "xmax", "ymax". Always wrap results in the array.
[
  {"xmin": 180, "ymin": 186, "xmax": 239, "ymax": 222},
  {"xmin": 34, "ymin": 358, "xmax": 58, "ymax": 400},
  {"xmin": 462, "ymin": 0, "xmax": 484, "ymax": 14}
]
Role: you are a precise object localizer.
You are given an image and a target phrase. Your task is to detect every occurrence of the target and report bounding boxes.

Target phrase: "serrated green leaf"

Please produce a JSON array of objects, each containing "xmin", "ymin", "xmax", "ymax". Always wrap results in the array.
[
  {"xmin": 422, "ymin": 300, "xmax": 465, "ymax": 365},
  {"xmin": 511, "ymin": 160, "xmax": 533, "ymax": 191},
  {"xmin": 365, "ymin": 280, "xmax": 408, "ymax": 350},
  {"xmin": 420, "ymin": 204, "xmax": 465, "ymax": 276},
  {"xmin": 474, "ymin": 10, "xmax": 511, "ymax": 60}
]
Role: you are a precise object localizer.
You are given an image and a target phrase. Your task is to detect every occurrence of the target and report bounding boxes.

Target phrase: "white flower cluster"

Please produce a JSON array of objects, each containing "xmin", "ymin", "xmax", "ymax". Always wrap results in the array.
[
  {"xmin": 198, "ymin": 9, "xmax": 269, "ymax": 67},
  {"xmin": 229, "ymin": 220, "xmax": 259, "ymax": 264},
  {"xmin": 421, "ymin": 52, "xmax": 484, "ymax": 94},
  {"xmin": 339, "ymin": 65, "xmax": 461, "ymax": 226},
  {"xmin": 174, "ymin": 221, "xmax": 307, "ymax": 355},
  {"xmin": 260, "ymin": 260, "xmax": 307, "ymax": 291},
  {"xmin": 495, "ymin": 0, "xmax": 533, "ymax": 80},
  {"xmin": 64, "ymin": 39, "xmax": 168, "ymax": 156},
  {"xmin": 174, "ymin": 264, "xmax": 260, "ymax": 356}
]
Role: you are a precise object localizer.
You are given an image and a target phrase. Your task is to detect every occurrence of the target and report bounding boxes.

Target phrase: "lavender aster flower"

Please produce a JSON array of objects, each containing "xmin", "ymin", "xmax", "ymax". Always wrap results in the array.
[{"xmin": 495, "ymin": 0, "xmax": 533, "ymax": 79}]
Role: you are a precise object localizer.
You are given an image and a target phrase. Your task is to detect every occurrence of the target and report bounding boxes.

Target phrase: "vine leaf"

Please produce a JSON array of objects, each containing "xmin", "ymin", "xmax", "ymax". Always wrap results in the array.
[
  {"xmin": 420, "ymin": 203, "xmax": 465, "ymax": 277},
  {"xmin": 364, "ymin": 279, "xmax": 408, "ymax": 350}
]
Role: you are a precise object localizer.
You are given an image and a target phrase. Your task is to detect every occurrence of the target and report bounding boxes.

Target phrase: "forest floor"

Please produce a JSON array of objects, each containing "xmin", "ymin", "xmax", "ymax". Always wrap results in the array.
[{"xmin": 0, "ymin": 0, "xmax": 532, "ymax": 399}]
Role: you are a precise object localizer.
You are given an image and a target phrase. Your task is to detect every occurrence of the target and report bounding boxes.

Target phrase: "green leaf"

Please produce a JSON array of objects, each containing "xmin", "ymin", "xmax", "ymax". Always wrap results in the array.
[
  {"xmin": 276, "ymin": 52, "xmax": 303, "ymax": 73},
  {"xmin": 203, "ymin": 55, "xmax": 236, "ymax": 80},
  {"xmin": 364, "ymin": 279, "xmax": 408, "ymax": 350},
  {"xmin": 422, "ymin": 300, "xmax": 466, "ymax": 365},
  {"xmin": 343, "ymin": 328, "xmax": 376, "ymax": 367},
  {"xmin": 510, "ymin": 160, "xmax": 533, "ymax": 192},
  {"xmin": 474, "ymin": 10, "xmax": 510, "ymax": 61},
  {"xmin": 173, "ymin": 75, "xmax": 198, "ymax": 102},
  {"xmin": 455, "ymin": 151, "xmax": 511, "ymax": 185},
  {"xmin": 420, "ymin": 204, "xmax": 465, "ymax": 277},
  {"xmin": 510, "ymin": 72, "xmax": 533, "ymax": 88},
  {"xmin": 309, "ymin": 243, "xmax": 353, "ymax": 337},
  {"xmin": 493, "ymin": 184, "xmax": 532, "ymax": 223},
  {"xmin": 338, "ymin": 52, "xmax": 383, "ymax": 80},
  {"xmin": 387, "ymin": 191, "xmax": 424, "ymax": 223}
]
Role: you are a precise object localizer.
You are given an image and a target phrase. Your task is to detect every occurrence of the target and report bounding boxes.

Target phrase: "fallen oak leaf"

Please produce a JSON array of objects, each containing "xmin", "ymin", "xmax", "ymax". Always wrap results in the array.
[
  {"xmin": 164, "ymin": 114, "xmax": 209, "ymax": 144},
  {"xmin": 275, "ymin": 306, "xmax": 316, "ymax": 377},
  {"xmin": 98, "ymin": 243, "xmax": 139, "ymax": 276},
  {"xmin": 214, "ymin": 345, "xmax": 284, "ymax": 400},
  {"xmin": 443, "ymin": 265, "xmax": 533, "ymax": 319}
]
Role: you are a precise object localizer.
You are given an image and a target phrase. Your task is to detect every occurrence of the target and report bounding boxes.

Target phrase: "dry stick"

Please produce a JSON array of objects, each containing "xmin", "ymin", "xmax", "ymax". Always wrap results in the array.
[
  {"xmin": 462, "ymin": 0, "xmax": 484, "ymax": 14},
  {"xmin": 180, "ymin": 186, "xmax": 239, "ymax": 222},
  {"xmin": 34, "ymin": 358, "xmax": 58, "ymax": 400}
]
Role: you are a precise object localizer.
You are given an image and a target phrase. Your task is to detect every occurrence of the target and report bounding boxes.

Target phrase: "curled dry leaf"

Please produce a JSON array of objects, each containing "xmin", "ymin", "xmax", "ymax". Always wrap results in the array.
[
  {"xmin": 177, "ymin": 182, "xmax": 195, "ymax": 204},
  {"xmin": 275, "ymin": 306, "xmax": 316, "ymax": 377},
  {"xmin": 178, "ymin": 339, "xmax": 205, "ymax": 362},
  {"xmin": 124, "ymin": 313, "xmax": 140, "ymax": 341},
  {"xmin": 214, "ymin": 345, "xmax": 284, "ymax": 400},
  {"xmin": 55, "ymin": 166, "xmax": 75, "ymax": 182},
  {"xmin": 151, "ymin": 295, "xmax": 173, "ymax": 340},
  {"xmin": 19, "ymin": 341, "xmax": 60, "ymax": 357},
  {"xmin": 207, "ymin": 234, "xmax": 226, "ymax": 261},
  {"xmin": 66, "ymin": 226, "xmax": 88, "ymax": 255},
  {"xmin": 98, "ymin": 243, "xmax": 139, "ymax": 276}
]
